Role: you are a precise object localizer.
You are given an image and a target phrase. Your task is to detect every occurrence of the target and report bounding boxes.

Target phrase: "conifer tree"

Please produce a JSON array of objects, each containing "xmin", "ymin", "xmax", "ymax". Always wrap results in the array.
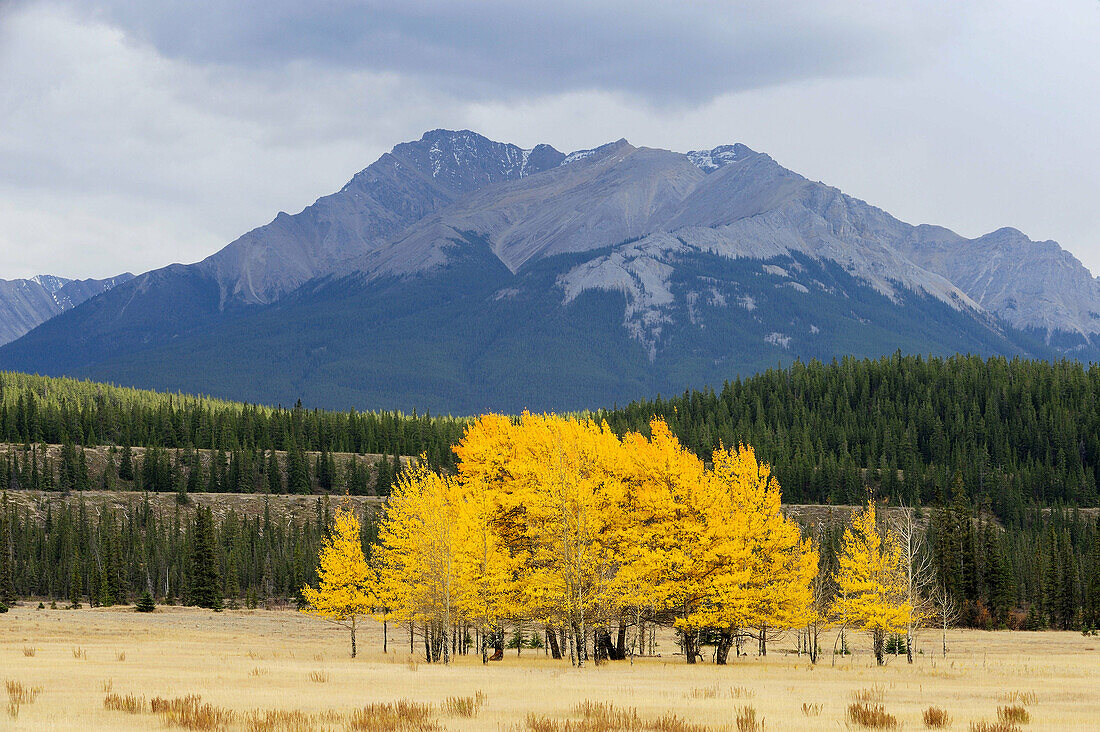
[
  {"xmin": 118, "ymin": 443, "xmax": 134, "ymax": 482},
  {"xmin": 0, "ymin": 493, "xmax": 15, "ymax": 605},
  {"xmin": 135, "ymin": 589, "xmax": 156, "ymax": 612},
  {"xmin": 188, "ymin": 506, "xmax": 221, "ymax": 610}
]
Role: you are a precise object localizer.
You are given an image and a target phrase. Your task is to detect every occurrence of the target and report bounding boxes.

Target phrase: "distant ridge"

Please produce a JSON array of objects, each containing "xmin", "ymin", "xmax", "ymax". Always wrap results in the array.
[{"xmin": 1, "ymin": 129, "xmax": 1096, "ymax": 412}]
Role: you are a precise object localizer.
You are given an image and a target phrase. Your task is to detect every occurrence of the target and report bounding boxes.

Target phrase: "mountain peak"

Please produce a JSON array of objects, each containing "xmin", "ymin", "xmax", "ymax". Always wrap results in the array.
[{"xmin": 686, "ymin": 143, "xmax": 756, "ymax": 173}]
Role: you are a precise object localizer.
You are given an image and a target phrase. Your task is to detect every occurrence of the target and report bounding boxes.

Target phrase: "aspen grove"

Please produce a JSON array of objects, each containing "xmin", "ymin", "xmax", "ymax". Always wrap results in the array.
[{"xmin": 351, "ymin": 413, "xmax": 837, "ymax": 665}]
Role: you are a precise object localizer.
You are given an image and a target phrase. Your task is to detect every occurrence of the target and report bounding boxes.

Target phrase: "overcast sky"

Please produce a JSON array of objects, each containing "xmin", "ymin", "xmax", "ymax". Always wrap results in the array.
[{"xmin": 1, "ymin": 0, "xmax": 1098, "ymax": 280}]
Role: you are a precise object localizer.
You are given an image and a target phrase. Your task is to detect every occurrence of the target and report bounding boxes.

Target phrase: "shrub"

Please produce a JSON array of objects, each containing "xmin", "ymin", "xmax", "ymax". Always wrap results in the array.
[
  {"xmin": 923, "ymin": 707, "xmax": 950, "ymax": 728},
  {"xmin": 847, "ymin": 703, "xmax": 899, "ymax": 729}
]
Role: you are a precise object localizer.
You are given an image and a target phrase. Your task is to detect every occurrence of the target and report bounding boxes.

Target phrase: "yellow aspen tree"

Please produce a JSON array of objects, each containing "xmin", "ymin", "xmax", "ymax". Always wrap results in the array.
[
  {"xmin": 614, "ymin": 421, "xmax": 753, "ymax": 664},
  {"xmin": 712, "ymin": 445, "xmax": 818, "ymax": 658},
  {"xmin": 453, "ymin": 473, "xmax": 521, "ymax": 664},
  {"xmin": 375, "ymin": 464, "xmax": 460, "ymax": 664},
  {"xmin": 830, "ymin": 502, "xmax": 912, "ymax": 665},
  {"xmin": 300, "ymin": 505, "xmax": 375, "ymax": 658},
  {"xmin": 459, "ymin": 413, "xmax": 624, "ymax": 666}
]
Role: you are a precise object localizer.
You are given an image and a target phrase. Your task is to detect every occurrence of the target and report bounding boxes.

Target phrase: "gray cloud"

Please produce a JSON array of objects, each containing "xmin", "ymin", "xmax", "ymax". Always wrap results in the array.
[
  {"xmin": 0, "ymin": 0, "xmax": 1098, "ymax": 282},
  {"xmin": 65, "ymin": 0, "xmax": 963, "ymax": 103}
]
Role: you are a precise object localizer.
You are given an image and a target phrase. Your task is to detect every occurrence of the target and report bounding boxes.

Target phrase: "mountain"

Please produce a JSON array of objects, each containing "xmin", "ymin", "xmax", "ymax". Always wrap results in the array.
[
  {"xmin": 0, "ymin": 273, "xmax": 134, "ymax": 346},
  {"xmin": 0, "ymin": 129, "xmax": 1093, "ymax": 412}
]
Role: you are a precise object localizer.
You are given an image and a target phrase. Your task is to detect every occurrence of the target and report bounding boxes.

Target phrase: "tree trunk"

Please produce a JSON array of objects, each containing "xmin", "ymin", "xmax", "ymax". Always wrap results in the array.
[
  {"xmin": 715, "ymin": 629, "xmax": 734, "ymax": 665},
  {"xmin": 906, "ymin": 625, "xmax": 914, "ymax": 664},
  {"xmin": 684, "ymin": 630, "xmax": 698, "ymax": 664},
  {"xmin": 758, "ymin": 624, "xmax": 767, "ymax": 656},
  {"xmin": 873, "ymin": 628, "xmax": 885, "ymax": 666},
  {"xmin": 547, "ymin": 626, "xmax": 562, "ymax": 659},
  {"xmin": 616, "ymin": 622, "xmax": 628, "ymax": 660},
  {"xmin": 383, "ymin": 617, "xmax": 388, "ymax": 654},
  {"xmin": 350, "ymin": 616, "xmax": 357, "ymax": 659}
]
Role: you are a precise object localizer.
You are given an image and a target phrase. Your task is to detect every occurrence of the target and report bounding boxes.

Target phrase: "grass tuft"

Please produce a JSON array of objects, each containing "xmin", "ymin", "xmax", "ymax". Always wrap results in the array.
[
  {"xmin": 735, "ymin": 705, "xmax": 764, "ymax": 732},
  {"xmin": 847, "ymin": 702, "xmax": 898, "ymax": 729},
  {"xmin": 443, "ymin": 694, "xmax": 485, "ymax": 717},
  {"xmin": 72, "ymin": 647, "xmax": 87, "ymax": 660},
  {"xmin": 922, "ymin": 706, "xmax": 951, "ymax": 728},
  {"xmin": 997, "ymin": 705, "xmax": 1030, "ymax": 724},
  {"xmin": 969, "ymin": 722, "xmax": 1021, "ymax": 732},
  {"xmin": 22, "ymin": 647, "xmax": 35, "ymax": 657},
  {"xmin": 687, "ymin": 684, "xmax": 720, "ymax": 699},
  {"xmin": 851, "ymin": 685, "xmax": 886, "ymax": 703},
  {"xmin": 151, "ymin": 694, "xmax": 235, "ymax": 730},
  {"xmin": 242, "ymin": 708, "xmax": 342, "ymax": 732},
  {"xmin": 104, "ymin": 692, "xmax": 145, "ymax": 714},
  {"xmin": 1000, "ymin": 691, "xmax": 1038, "ymax": 706},
  {"xmin": 307, "ymin": 670, "xmax": 329, "ymax": 683},
  {"xmin": 346, "ymin": 700, "xmax": 439, "ymax": 731},
  {"xmin": 6, "ymin": 681, "xmax": 43, "ymax": 721},
  {"xmin": 801, "ymin": 703, "xmax": 822, "ymax": 717}
]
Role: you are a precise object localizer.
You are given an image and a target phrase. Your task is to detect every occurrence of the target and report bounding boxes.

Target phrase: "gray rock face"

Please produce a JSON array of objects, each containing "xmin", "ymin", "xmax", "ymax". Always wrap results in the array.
[
  {"xmin": 894, "ymin": 226, "xmax": 1100, "ymax": 346},
  {"xmin": 198, "ymin": 129, "xmax": 565, "ymax": 305},
  {"xmin": 0, "ymin": 273, "xmax": 134, "ymax": 346},
  {"xmin": 178, "ymin": 129, "xmax": 1100, "ymax": 349}
]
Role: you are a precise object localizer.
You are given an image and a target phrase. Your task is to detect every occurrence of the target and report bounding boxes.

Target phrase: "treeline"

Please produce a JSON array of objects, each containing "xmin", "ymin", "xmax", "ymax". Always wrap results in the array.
[
  {"xmin": 602, "ymin": 353, "xmax": 1100, "ymax": 517},
  {"xmin": 0, "ymin": 371, "xmax": 464, "ymax": 469},
  {"xmin": 925, "ymin": 492, "xmax": 1100, "ymax": 631},
  {"xmin": 0, "ymin": 492, "xmax": 379, "ymax": 609},
  {"xmin": 9, "ymin": 355, "xmax": 1100, "ymax": 518},
  {"xmin": 1, "ymin": 443, "xmax": 406, "ymax": 497}
]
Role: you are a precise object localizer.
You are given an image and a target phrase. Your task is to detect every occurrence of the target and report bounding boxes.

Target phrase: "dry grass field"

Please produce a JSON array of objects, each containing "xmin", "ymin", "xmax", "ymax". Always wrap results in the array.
[{"xmin": 2, "ymin": 605, "xmax": 1098, "ymax": 731}]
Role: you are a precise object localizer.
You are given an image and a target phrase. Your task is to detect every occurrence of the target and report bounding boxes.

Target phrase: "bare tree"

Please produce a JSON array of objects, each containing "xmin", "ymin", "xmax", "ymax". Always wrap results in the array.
[
  {"xmin": 930, "ymin": 579, "xmax": 960, "ymax": 658},
  {"xmin": 892, "ymin": 507, "xmax": 934, "ymax": 663}
]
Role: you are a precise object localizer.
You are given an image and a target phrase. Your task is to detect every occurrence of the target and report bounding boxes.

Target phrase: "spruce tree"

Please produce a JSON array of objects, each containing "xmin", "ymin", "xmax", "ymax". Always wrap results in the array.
[
  {"xmin": 188, "ymin": 507, "xmax": 221, "ymax": 610},
  {"xmin": 0, "ymin": 494, "xmax": 15, "ymax": 605},
  {"xmin": 135, "ymin": 589, "xmax": 156, "ymax": 612},
  {"xmin": 118, "ymin": 443, "xmax": 134, "ymax": 482}
]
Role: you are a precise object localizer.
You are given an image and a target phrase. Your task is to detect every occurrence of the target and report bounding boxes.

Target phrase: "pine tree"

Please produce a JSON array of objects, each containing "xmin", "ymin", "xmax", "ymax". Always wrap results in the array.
[
  {"xmin": 0, "ymin": 493, "xmax": 15, "ymax": 605},
  {"xmin": 188, "ymin": 506, "xmax": 222, "ymax": 610},
  {"xmin": 118, "ymin": 443, "xmax": 134, "ymax": 482}
]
